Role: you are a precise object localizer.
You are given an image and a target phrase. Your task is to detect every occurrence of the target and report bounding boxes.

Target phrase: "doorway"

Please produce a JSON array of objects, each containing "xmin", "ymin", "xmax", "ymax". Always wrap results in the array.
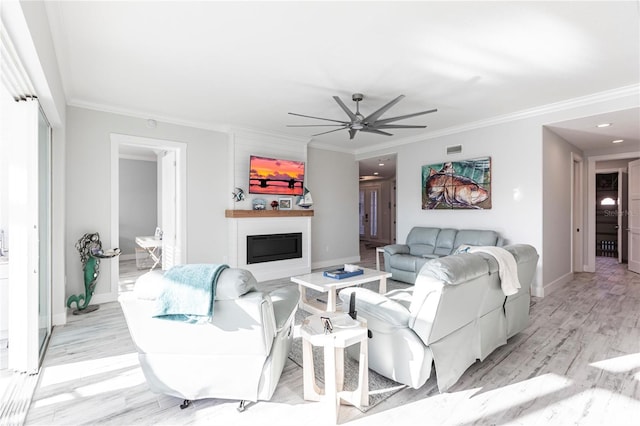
[
  {"xmin": 358, "ymin": 154, "xmax": 397, "ymax": 265},
  {"xmin": 587, "ymin": 153, "xmax": 640, "ymax": 272},
  {"xmin": 595, "ymin": 172, "xmax": 622, "ymax": 259},
  {"xmin": 110, "ymin": 134, "xmax": 187, "ymax": 295}
]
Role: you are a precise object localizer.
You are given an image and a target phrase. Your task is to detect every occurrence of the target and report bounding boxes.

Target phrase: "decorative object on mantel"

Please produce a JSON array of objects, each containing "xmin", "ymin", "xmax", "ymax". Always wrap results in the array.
[
  {"xmin": 252, "ymin": 199, "xmax": 267, "ymax": 210},
  {"xmin": 232, "ymin": 187, "xmax": 245, "ymax": 202},
  {"xmin": 296, "ymin": 187, "xmax": 313, "ymax": 208},
  {"xmin": 278, "ymin": 198, "xmax": 292, "ymax": 210},
  {"xmin": 67, "ymin": 232, "xmax": 121, "ymax": 315},
  {"xmin": 271, "ymin": 200, "xmax": 279, "ymax": 210}
]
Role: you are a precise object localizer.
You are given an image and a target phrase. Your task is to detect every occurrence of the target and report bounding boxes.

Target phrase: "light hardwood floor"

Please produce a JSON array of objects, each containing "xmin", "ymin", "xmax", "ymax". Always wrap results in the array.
[{"xmin": 23, "ymin": 251, "xmax": 640, "ymax": 425}]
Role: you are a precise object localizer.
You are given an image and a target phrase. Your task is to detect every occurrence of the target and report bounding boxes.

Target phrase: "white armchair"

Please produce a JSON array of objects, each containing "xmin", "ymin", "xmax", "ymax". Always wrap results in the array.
[
  {"xmin": 339, "ymin": 244, "xmax": 539, "ymax": 392},
  {"xmin": 119, "ymin": 267, "xmax": 299, "ymax": 410}
]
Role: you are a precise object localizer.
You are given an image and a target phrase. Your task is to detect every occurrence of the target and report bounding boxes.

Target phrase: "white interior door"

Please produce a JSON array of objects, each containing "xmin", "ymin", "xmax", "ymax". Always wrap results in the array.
[
  {"xmin": 628, "ymin": 159, "xmax": 640, "ymax": 274},
  {"xmin": 619, "ymin": 171, "xmax": 628, "ymax": 263},
  {"xmin": 161, "ymin": 150, "xmax": 178, "ymax": 269}
]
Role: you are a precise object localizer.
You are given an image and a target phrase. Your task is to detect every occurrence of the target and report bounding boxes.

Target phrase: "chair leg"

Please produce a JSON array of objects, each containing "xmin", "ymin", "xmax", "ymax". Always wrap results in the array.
[
  {"xmin": 180, "ymin": 399, "xmax": 191, "ymax": 409},
  {"xmin": 237, "ymin": 400, "xmax": 251, "ymax": 412}
]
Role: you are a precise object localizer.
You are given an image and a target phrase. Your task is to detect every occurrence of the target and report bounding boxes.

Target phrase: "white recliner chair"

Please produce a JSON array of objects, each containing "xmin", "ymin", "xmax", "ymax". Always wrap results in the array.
[
  {"xmin": 339, "ymin": 244, "xmax": 539, "ymax": 392},
  {"xmin": 119, "ymin": 267, "xmax": 299, "ymax": 410}
]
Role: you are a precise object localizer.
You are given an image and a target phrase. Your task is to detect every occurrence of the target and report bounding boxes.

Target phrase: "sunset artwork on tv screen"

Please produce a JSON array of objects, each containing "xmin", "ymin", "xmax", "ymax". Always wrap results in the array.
[{"xmin": 249, "ymin": 155, "xmax": 305, "ymax": 196}]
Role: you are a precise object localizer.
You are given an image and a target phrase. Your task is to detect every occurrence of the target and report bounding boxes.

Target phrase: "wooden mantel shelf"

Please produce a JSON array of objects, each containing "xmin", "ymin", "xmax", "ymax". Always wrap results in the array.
[{"xmin": 225, "ymin": 209, "xmax": 314, "ymax": 218}]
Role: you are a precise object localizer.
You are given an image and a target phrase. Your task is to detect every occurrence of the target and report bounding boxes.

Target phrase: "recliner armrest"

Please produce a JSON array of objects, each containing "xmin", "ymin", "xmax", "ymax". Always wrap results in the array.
[
  {"xmin": 269, "ymin": 286, "xmax": 300, "ymax": 331},
  {"xmin": 338, "ymin": 288, "xmax": 411, "ymax": 327},
  {"xmin": 384, "ymin": 244, "xmax": 410, "ymax": 255}
]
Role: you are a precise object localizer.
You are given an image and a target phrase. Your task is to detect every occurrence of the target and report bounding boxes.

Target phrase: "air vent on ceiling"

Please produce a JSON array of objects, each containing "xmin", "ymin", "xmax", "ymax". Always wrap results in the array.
[{"xmin": 446, "ymin": 144, "xmax": 462, "ymax": 155}]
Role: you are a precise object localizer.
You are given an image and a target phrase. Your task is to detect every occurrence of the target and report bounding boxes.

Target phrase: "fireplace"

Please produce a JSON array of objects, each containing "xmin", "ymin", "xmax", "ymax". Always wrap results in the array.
[{"xmin": 247, "ymin": 232, "xmax": 303, "ymax": 264}]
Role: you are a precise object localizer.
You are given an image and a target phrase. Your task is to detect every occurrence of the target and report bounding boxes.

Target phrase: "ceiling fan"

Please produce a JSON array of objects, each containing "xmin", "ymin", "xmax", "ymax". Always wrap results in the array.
[{"xmin": 287, "ymin": 93, "xmax": 437, "ymax": 140}]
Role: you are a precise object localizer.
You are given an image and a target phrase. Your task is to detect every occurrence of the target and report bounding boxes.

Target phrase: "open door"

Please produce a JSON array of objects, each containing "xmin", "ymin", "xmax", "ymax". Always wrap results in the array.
[
  {"xmin": 619, "ymin": 170, "xmax": 628, "ymax": 263},
  {"xmin": 161, "ymin": 150, "xmax": 178, "ymax": 269},
  {"xmin": 628, "ymin": 159, "xmax": 640, "ymax": 274}
]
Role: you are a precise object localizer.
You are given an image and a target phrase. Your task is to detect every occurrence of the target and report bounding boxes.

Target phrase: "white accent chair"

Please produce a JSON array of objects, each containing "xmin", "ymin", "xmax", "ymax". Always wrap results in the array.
[
  {"xmin": 339, "ymin": 244, "xmax": 538, "ymax": 392},
  {"xmin": 119, "ymin": 268, "xmax": 299, "ymax": 410}
]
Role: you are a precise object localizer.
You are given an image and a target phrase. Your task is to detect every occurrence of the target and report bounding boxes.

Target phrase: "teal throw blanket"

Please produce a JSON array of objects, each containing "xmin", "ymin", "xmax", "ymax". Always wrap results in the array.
[{"xmin": 152, "ymin": 263, "xmax": 228, "ymax": 322}]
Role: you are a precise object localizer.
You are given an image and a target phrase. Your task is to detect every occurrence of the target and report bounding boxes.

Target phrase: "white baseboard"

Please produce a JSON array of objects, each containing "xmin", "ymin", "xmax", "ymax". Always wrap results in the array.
[
  {"xmin": 91, "ymin": 292, "xmax": 119, "ymax": 305},
  {"xmin": 52, "ymin": 312, "xmax": 67, "ymax": 326},
  {"xmin": 540, "ymin": 271, "xmax": 574, "ymax": 297}
]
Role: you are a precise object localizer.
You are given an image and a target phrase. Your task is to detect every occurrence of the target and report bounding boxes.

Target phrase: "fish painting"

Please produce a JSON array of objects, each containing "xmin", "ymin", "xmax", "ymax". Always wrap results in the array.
[{"xmin": 422, "ymin": 158, "xmax": 491, "ymax": 209}]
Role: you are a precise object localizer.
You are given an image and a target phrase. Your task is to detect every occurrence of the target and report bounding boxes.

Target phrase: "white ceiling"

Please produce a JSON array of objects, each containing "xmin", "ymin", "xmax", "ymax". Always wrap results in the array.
[{"xmin": 44, "ymin": 1, "xmax": 639, "ymax": 159}]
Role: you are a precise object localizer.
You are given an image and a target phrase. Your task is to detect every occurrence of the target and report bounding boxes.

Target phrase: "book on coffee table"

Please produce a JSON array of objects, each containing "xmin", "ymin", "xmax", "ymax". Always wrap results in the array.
[{"xmin": 323, "ymin": 268, "xmax": 364, "ymax": 280}]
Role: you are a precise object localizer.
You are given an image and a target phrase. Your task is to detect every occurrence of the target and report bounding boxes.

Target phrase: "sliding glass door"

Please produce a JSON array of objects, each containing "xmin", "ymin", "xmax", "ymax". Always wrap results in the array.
[
  {"xmin": 5, "ymin": 99, "xmax": 52, "ymax": 373},
  {"xmin": 37, "ymin": 105, "xmax": 52, "ymax": 357}
]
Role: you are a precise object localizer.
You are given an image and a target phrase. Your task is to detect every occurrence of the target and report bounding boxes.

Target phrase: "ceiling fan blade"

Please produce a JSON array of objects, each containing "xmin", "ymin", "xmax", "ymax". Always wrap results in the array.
[
  {"xmin": 363, "ymin": 95, "xmax": 405, "ymax": 123},
  {"xmin": 288, "ymin": 112, "xmax": 349, "ymax": 125},
  {"xmin": 349, "ymin": 129, "xmax": 358, "ymax": 140},
  {"xmin": 332, "ymin": 96, "xmax": 358, "ymax": 121},
  {"xmin": 286, "ymin": 124, "xmax": 345, "ymax": 127},
  {"xmin": 361, "ymin": 128, "xmax": 394, "ymax": 136},
  {"xmin": 374, "ymin": 108, "xmax": 438, "ymax": 125},
  {"xmin": 373, "ymin": 124, "xmax": 427, "ymax": 129},
  {"xmin": 311, "ymin": 126, "xmax": 349, "ymax": 137}
]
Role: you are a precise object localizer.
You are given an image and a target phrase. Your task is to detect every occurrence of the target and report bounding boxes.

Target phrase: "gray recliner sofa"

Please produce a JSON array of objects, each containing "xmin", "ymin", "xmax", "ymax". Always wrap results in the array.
[
  {"xmin": 384, "ymin": 227, "xmax": 503, "ymax": 283},
  {"xmin": 340, "ymin": 243, "xmax": 539, "ymax": 392}
]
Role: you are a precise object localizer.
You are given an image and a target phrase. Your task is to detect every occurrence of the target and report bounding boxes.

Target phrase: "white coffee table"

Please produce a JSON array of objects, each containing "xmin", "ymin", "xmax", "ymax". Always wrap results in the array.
[{"xmin": 291, "ymin": 267, "xmax": 392, "ymax": 314}]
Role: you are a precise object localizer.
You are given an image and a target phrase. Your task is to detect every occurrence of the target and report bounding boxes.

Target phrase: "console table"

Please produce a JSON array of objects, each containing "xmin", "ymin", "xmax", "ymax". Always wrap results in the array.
[{"xmin": 135, "ymin": 236, "xmax": 162, "ymax": 270}]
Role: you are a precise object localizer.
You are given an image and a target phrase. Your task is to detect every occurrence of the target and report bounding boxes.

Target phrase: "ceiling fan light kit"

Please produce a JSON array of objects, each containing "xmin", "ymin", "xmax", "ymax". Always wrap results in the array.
[{"xmin": 288, "ymin": 93, "xmax": 437, "ymax": 140}]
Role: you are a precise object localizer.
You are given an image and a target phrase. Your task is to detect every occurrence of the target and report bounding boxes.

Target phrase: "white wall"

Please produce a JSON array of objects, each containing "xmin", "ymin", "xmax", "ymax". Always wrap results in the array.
[
  {"xmin": 392, "ymin": 117, "xmax": 543, "ymax": 250},
  {"xmin": 358, "ymin": 91, "xmax": 639, "ymax": 296},
  {"xmin": 542, "ymin": 128, "xmax": 582, "ymax": 293},
  {"xmin": 308, "ymin": 147, "xmax": 360, "ymax": 268},
  {"xmin": 118, "ymin": 158, "xmax": 158, "ymax": 255},
  {"xmin": 66, "ymin": 106, "xmax": 228, "ymax": 303}
]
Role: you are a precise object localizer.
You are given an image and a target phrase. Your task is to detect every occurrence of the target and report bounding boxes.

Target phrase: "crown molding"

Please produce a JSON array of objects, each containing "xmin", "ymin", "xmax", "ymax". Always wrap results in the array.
[
  {"xmin": 67, "ymin": 99, "xmax": 232, "ymax": 133},
  {"xmin": 354, "ymin": 84, "xmax": 640, "ymax": 156},
  {"xmin": 68, "ymin": 84, "xmax": 639, "ymax": 156},
  {"xmin": 307, "ymin": 140, "xmax": 355, "ymax": 154},
  {"xmin": 229, "ymin": 126, "xmax": 311, "ymax": 145}
]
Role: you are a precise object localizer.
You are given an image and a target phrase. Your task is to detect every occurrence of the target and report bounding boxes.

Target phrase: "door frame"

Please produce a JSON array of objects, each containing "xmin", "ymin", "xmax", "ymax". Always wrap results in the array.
[
  {"xmin": 586, "ymin": 151, "xmax": 640, "ymax": 272},
  {"xmin": 109, "ymin": 134, "xmax": 187, "ymax": 298},
  {"xmin": 571, "ymin": 153, "xmax": 584, "ymax": 273}
]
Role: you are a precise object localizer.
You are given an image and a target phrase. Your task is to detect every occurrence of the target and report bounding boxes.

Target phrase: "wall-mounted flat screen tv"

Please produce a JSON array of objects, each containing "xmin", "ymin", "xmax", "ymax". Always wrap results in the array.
[{"xmin": 249, "ymin": 155, "xmax": 305, "ymax": 196}]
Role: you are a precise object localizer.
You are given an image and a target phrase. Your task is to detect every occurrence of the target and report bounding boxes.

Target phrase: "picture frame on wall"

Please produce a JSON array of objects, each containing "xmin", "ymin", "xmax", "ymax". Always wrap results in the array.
[
  {"xmin": 278, "ymin": 197, "xmax": 293, "ymax": 210},
  {"xmin": 421, "ymin": 157, "xmax": 492, "ymax": 210}
]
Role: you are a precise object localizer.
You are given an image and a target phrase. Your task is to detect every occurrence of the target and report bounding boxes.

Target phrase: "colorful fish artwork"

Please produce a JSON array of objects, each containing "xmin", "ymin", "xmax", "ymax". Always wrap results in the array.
[{"xmin": 422, "ymin": 157, "xmax": 492, "ymax": 209}]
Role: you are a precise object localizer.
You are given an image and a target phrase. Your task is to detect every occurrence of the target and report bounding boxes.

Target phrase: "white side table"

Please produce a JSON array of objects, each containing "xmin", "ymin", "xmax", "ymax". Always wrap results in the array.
[{"xmin": 300, "ymin": 313, "xmax": 368, "ymax": 423}]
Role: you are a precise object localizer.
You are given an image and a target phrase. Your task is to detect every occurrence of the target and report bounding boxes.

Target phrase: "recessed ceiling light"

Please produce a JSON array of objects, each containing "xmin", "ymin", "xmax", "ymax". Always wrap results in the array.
[
  {"xmin": 378, "ymin": 163, "xmax": 384, "ymax": 167},
  {"xmin": 596, "ymin": 123, "xmax": 611, "ymax": 128},
  {"xmin": 612, "ymin": 139, "xmax": 624, "ymax": 144}
]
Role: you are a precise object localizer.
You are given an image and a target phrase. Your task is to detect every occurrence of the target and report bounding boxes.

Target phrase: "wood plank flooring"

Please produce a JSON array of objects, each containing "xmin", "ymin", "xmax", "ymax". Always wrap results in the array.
[{"xmin": 22, "ymin": 251, "xmax": 640, "ymax": 425}]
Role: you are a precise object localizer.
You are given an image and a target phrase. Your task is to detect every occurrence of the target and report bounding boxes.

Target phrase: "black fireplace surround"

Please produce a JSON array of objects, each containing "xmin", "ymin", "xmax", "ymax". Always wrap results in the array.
[{"xmin": 247, "ymin": 232, "xmax": 302, "ymax": 264}]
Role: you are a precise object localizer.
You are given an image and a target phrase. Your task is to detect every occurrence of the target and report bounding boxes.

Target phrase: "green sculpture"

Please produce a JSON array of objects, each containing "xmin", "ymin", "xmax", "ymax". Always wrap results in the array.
[{"xmin": 67, "ymin": 232, "xmax": 120, "ymax": 315}]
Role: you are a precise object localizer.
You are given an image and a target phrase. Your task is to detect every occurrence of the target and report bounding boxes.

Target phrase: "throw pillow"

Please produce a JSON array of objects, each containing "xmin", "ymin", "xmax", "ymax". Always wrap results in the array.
[{"xmin": 215, "ymin": 268, "xmax": 258, "ymax": 300}]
